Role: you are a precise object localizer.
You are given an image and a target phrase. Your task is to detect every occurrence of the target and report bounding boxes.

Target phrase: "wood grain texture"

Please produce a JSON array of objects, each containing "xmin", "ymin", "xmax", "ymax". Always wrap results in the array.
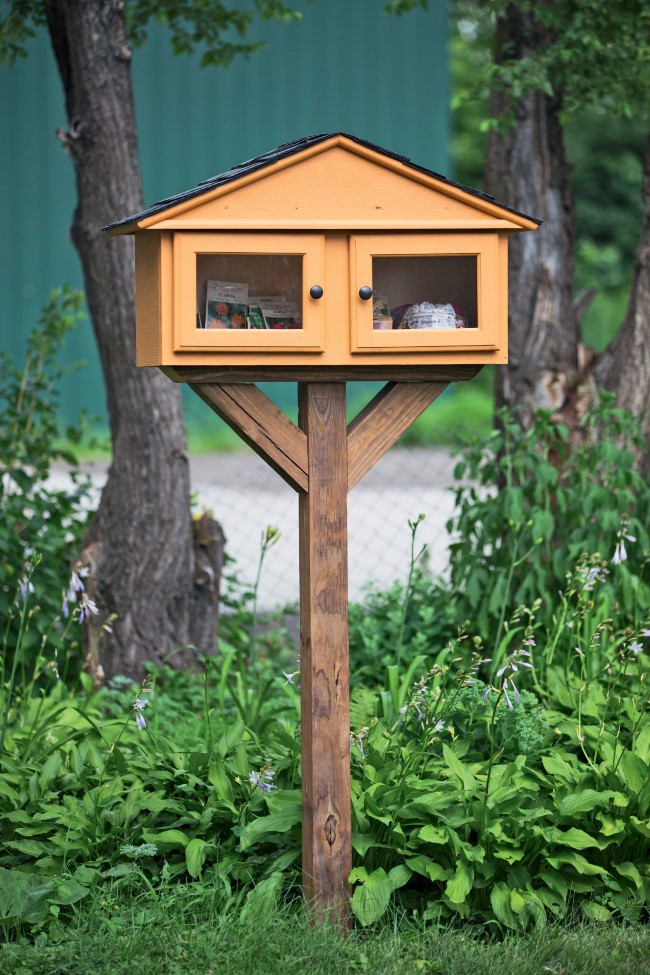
[
  {"xmin": 347, "ymin": 381, "xmax": 449, "ymax": 490},
  {"xmin": 298, "ymin": 383, "xmax": 351, "ymax": 925},
  {"xmin": 170, "ymin": 365, "xmax": 482, "ymax": 384},
  {"xmin": 189, "ymin": 383, "xmax": 308, "ymax": 493}
]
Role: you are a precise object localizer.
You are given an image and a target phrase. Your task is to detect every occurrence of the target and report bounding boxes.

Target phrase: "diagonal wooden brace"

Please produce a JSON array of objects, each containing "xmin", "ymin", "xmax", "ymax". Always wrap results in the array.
[
  {"xmin": 189, "ymin": 382, "xmax": 308, "ymax": 493},
  {"xmin": 347, "ymin": 381, "xmax": 449, "ymax": 490}
]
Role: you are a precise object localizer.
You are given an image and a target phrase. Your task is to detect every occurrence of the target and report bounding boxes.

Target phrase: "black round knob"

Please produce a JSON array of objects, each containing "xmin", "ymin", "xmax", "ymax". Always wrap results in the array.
[
  {"xmin": 309, "ymin": 285, "xmax": 324, "ymax": 299},
  {"xmin": 359, "ymin": 286, "xmax": 373, "ymax": 300}
]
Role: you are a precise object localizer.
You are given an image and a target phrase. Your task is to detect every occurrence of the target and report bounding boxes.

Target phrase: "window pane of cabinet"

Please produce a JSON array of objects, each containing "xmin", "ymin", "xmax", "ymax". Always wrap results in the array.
[
  {"xmin": 196, "ymin": 254, "xmax": 303, "ymax": 331},
  {"xmin": 372, "ymin": 256, "xmax": 477, "ymax": 331}
]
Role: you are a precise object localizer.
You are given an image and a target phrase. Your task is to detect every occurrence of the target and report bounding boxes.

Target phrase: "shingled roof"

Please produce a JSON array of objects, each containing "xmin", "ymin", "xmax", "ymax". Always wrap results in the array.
[{"xmin": 103, "ymin": 132, "xmax": 541, "ymax": 232}]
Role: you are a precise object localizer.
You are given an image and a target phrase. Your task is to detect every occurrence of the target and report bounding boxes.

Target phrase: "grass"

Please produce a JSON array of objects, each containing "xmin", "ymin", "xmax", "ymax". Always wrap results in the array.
[{"xmin": 2, "ymin": 892, "xmax": 648, "ymax": 975}]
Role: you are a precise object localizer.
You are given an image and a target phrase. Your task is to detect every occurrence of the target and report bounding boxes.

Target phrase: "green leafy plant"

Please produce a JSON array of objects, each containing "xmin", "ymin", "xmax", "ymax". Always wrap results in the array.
[
  {"xmin": 0, "ymin": 288, "xmax": 92, "ymax": 680},
  {"xmin": 448, "ymin": 397, "xmax": 649, "ymax": 641}
]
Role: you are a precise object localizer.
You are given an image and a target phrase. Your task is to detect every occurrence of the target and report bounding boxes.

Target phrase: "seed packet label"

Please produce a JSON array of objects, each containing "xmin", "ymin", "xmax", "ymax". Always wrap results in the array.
[
  {"xmin": 260, "ymin": 302, "xmax": 302, "ymax": 330},
  {"xmin": 247, "ymin": 306, "xmax": 268, "ymax": 329},
  {"xmin": 248, "ymin": 295, "xmax": 286, "ymax": 307},
  {"xmin": 205, "ymin": 280, "xmax": 250, "ymax": 329},
  {"xmin": 372, "ymin": 293, "xmax": 391, "ymax": 318}
]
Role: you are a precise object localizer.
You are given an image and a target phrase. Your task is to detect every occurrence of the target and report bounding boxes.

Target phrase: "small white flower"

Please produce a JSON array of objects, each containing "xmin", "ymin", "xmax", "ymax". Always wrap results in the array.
[
  {"xmin": 283, "ymin": 671, "xmax": 299, "ymax": 685},
  {"xmin": 629, "ymin": 641, "xmax": 643, "ymax": 655}
]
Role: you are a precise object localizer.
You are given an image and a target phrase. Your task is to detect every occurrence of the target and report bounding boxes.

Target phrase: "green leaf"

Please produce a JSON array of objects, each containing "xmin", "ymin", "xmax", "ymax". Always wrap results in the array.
[
  {"xmin": 388, "ymin": 864, "xmax": 412, "ymax": 891},
  {"xmin": 614, "ymin": 862, "xmax": 643, "ymax": 889},
  {"xmin": 442, "ymin": 743, "xmax": 476, "ymax": 793},
  {"xmin": 350, "ymin": 867, "xmax": 392, "ymax": 926},
  {"xmin": 510, "ymin": 888, "xmax": 526, "ymax": 914},
  {"xmin": 208, "ymin": 761, "xmax": 233, "ymax": 802},
  {"xmin": 490, "ymin": 881, "xmax": 520, "ymax": 930},
  {"xmin": 445, "ymin": 861, "xmax": 473, "ymax": 904},
  {"xmin": 141, "ymin": 829, "xmax": 188, "ymax": 850},
  {"xmin": 51, "ymin": 877, "xmax": 90, "ymax": 906},
  {"xmin": 418, "ymin": 825, "xmax": 448, "ymax": 844},
  {"xmin": 38, "ymin": 752, "xmax": 61, "ymax": 791},
  {"xmin": 546, "ymin": 852, "xmax": 608, "ymax": 876},
  {"xmin": 617, "ymin": 750, "xmax": 648, "ymax": 795},
  {"xmin": 351, "ymin": 834, "xmax": 376, "ymax": 856},
  {"xmin": 238, "ymin": 809, "xmax": 301, "ymax": 852},
  {"xmin": 549, "ymin": 827, "xmax": 602, "ymax": 850},
  {"xmin": 405, "ymin": 855, "xmax": 448, "ymax": 882},
  {"xmin": 558, "ymin": 789, "xmax": 611, "ymax": 817},
  {"xmin": 185, "ymin": 838, "xmax": 209, "ymax": 878},
  {"xmin": 581, "ymin": 902, "xmax": 611, "ymax": 921}
]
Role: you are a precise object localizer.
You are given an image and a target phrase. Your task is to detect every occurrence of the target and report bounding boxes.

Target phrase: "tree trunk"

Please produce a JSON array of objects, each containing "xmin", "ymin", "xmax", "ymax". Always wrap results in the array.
[
  {"xmin": 594, "ymin": 133, "xmax": 650, "ymax": 474},
  {"xmin": 484, "ymin": 8, "xmax": 579, "ymax": 427},
  {"xmin": 44, "ymin": 0, "xmax": 224, "ymax": 679}
]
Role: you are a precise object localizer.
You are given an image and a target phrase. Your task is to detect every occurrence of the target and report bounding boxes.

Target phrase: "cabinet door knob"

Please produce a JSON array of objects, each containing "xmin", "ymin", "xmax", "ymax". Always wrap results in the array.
[
  {"xmin": 359, "ymin": 286, "xmax": 373, "ymax": 300},
  {"xmin": 309, "ymin": 285, "xmax": 324, "ymax": 299}
]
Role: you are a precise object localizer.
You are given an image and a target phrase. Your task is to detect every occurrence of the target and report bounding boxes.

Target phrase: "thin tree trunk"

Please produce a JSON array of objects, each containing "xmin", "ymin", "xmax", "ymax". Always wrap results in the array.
[
  {"xmin": 484, "ymin": 8, "xmax": 579, "ymax": 427},
  {"xmin": 44, "ymin": 0, "xmax": 223, "ymax": 679},
  {"xmin": 594, "ymin": 133, "xmax": 650, "ymax": 474}
]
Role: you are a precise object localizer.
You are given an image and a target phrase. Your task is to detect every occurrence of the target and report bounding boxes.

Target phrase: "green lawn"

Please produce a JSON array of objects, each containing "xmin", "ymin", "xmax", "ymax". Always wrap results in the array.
[{"xmin": 2, "ymin": 895, "xmax": 648, "ymax": 975}]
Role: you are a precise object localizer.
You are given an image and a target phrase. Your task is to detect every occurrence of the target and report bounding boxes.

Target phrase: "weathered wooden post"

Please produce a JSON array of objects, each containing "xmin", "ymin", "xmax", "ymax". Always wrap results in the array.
[{"xmin": 106, "ymin": 132, "xmax": 539, "ymax": 923}]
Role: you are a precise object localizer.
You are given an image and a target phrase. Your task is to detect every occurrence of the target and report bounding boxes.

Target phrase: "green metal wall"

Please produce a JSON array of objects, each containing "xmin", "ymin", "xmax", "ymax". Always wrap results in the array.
[{"xmin": 0, "ymin": 2, "xmax": 449, "ymax": 425}]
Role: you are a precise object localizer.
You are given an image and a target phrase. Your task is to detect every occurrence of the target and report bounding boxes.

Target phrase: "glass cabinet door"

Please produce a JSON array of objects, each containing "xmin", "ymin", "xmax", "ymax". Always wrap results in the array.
[
  {"xmin": 173, "ymin": 233, "xmax": 325, "ymax": 352},
  {"xmin": 349, "ymin": 233, "xmax": 502, "ymax": 353}
]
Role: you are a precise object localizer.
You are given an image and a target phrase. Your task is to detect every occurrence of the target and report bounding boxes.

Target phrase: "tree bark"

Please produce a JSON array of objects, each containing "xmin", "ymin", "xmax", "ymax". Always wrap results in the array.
[
  {"xmin": 594, "ymin": 133, "xmax": 650, "ymax": 474},
  {"xmin": 484, "ymin": 7, "xmax": 579, "ymax": 427},
  {"xmin": 44, "ymin": 0, "xmax": 224, "ymax": 679}
]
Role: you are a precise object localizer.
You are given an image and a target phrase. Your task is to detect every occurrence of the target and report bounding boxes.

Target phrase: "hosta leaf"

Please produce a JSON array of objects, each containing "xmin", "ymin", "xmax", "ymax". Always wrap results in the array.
[
  {"xmin": 546, "ymin": 852, "xmax": 608, "ymax": 876},
  {"xmin": 185, "ymin": 838, "xmax": 209, "ymax": 878},
  {"xmin": 38, "ymin": 752, "xmax": 61, "ymax": 791},
  {"xmin": 50, "ymin": 877, "xmax": 90, "ymax": 906},
  {"xmin": 581, "ymin": 902, "xmax": 611, "ymax": 921},
  {"xmin": 445, "ymin": 861, "xmax": 473, "ymax": 904},
  {"xmin": 630, "ymin": 816, "xmax": 650, "ymax": 839},
  {"xmin": 388, "ymin": 864, "xmax": 412, "ymax": 891},
  {"xmin": 238, "ymin": 809, "xmax": 301, "ymax": 852},
  {"xmin": 141, "ymin": 829, "xmax": 188, "ymax": 850},
  {"xmin": 490, "ymin": 881, "xmax": 520, "ymax": 930},
  {"xmin": 405, "ymin": 855, "xmax": 448, "ymax": 882},
  {"xmin": 541, "ymin": 755, "xmax": 578, "ymax": 781},
  {"xmin": 549, "ymin": 827, "xmax": 602, "ymax": 850},
  {"xmin": 351, "ymin": 867, "xmax": 391, "ymax": 926},
  {"xmin": 351, "ymin": 834, "xmax": 376, "ymax": 856},
  {"xmin": 208, "ymin": 761, "xmax": 233, "ymax": 802},
  {"xmin": 540, "ymin": 869, "xmax": 568, "ymax": 899},
  {"xmin": 510, "ymin": 889, "xmax": 526, "ymax": 914},
  {"xmin": 557, "ymin": 789, "xmax": 611, "ymax": 817},
  {"xmin": 442, "ymin": 743, "xmax": 476, "ymax": 793},
  {"xmin": 617, "ymin": 750, "xmax": 648, "ymax": 795},
  {"xmin": 614, "ymin": 862, "xmax": 643, "ymax": 889},
  {"xmin": 418, "ymin": 825, "xmax": 447, "ymax": 845}
]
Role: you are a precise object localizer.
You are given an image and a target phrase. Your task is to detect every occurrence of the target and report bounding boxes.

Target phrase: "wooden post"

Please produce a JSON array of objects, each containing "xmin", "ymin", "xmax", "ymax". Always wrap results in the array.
[
  {"xmin": 183, "ymin": 374, "xmax": 465, "ymax": 925},
  {"xmin": 298, "ymin": 382, "xmax": 351, "ymax": 923}
]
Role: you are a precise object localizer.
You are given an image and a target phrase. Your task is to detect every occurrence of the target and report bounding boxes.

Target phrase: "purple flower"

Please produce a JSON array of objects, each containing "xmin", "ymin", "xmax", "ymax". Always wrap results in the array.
[
  {"xmin": 135, "ymin": 712, "xmax": 146, "ymax": 731},
  {"xmin": 19, "ymin": 576, "xmax": 34, "ymax": 602},
  {"xmin": 503, "ymin": 680, "xmax": 513, "ymax": 710}
]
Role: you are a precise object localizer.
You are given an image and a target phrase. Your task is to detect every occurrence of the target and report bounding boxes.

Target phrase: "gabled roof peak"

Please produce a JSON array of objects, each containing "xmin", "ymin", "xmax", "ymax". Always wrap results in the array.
[{"xmin": 104, "ymin": 132, "xmax": 541, "ymax": 232}]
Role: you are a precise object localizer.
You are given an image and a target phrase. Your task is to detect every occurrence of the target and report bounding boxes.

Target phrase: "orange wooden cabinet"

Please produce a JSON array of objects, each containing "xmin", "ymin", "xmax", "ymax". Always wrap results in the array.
[{"xmin": 105, "ymin": 133, "xmax": 539, "ymax": 369}]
